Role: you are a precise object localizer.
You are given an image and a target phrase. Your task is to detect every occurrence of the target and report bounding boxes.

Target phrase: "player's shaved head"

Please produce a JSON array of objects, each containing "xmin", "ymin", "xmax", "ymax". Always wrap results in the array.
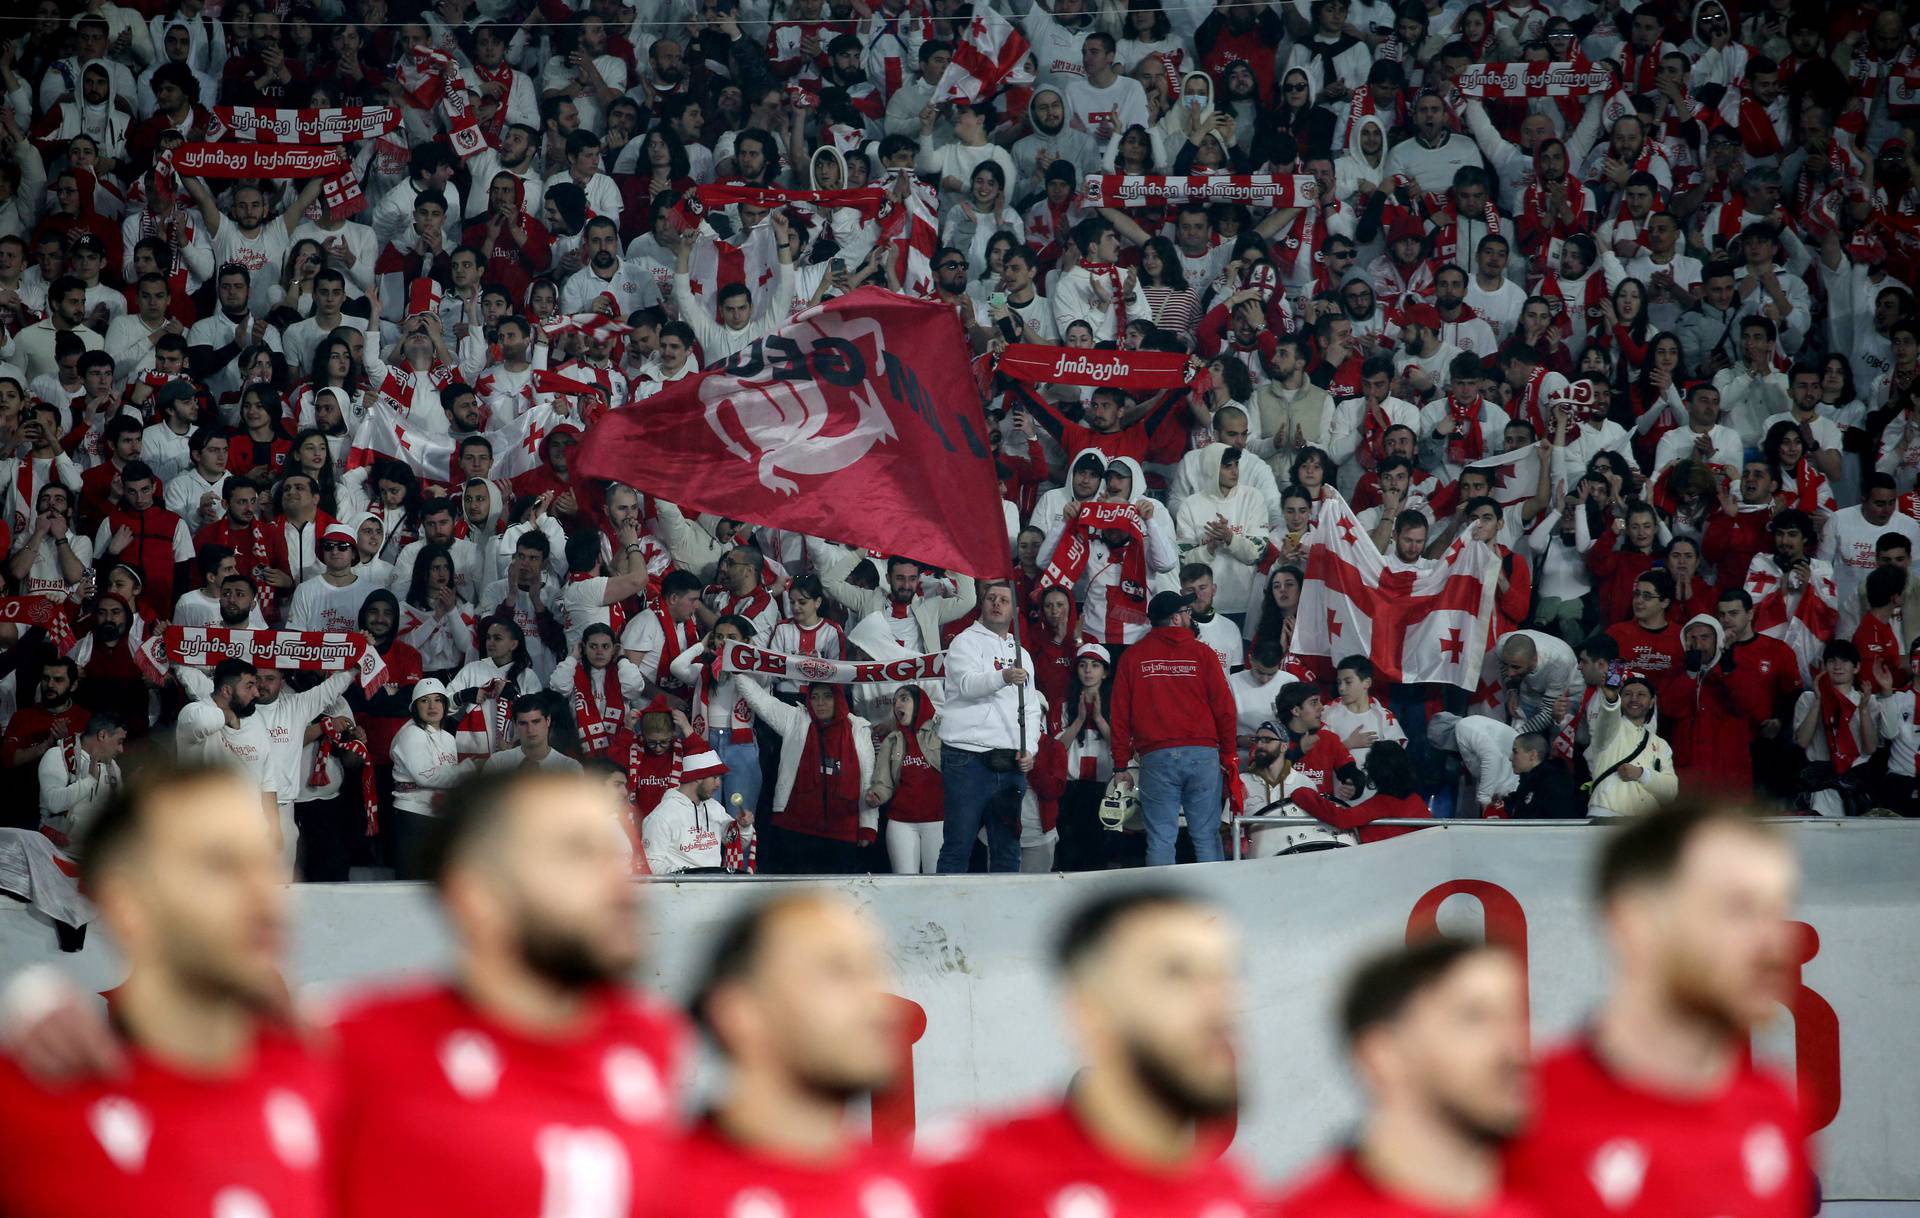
[
  {"xmin": 692, "ymin": 892, "xmax": 900, "ymax": 1099},
  {"xmin": 1054, "ymin": 888, "xmax": 1241, "ymax": 1120}
]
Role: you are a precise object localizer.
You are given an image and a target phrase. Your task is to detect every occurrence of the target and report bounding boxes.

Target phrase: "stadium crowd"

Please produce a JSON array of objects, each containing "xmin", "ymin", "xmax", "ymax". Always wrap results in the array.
[{"xmin": 0, "ymin": 0, "xmax": 1917, "ymax": 880}]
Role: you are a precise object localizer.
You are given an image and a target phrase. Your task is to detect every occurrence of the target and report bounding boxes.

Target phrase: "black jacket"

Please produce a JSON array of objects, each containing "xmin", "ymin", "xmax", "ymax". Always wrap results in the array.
[{"xmin": 1510, "ymin": 760, "xmax": 1586, "ymax": 818}]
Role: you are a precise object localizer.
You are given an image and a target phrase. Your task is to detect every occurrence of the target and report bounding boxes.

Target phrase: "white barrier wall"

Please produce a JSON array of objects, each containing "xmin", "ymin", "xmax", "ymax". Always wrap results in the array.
[{"xmin": 2, "ymin": 823, "xmax": 1915, "ymax": 1199}]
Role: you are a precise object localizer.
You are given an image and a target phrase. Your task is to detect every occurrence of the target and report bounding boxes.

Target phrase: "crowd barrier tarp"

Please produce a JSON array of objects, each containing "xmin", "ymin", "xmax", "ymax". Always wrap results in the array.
[{"xmin": 1, "ymin": 823, "xmax": 1916, "ymax": 1198}]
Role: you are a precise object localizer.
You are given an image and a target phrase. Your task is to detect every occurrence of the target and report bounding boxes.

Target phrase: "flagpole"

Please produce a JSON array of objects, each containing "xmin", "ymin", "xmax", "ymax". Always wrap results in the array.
[{"xmin": 1010, "ymin": 584, "xmax": 1027, "ymax": 759}]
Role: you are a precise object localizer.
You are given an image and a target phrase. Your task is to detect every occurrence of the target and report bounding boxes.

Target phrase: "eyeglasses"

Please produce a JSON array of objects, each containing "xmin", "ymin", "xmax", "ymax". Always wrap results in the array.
[
  {"xmin": 322, "ymin": 541, "xmax": 355, "ymax": 551},
  {"xmin": 937, "ymin": 260, "xmax": 966, "ymax": 270},
  {"xmin": 1630, "ymin": 589, "xmax": 1661, "ymax": 599},
  {"xmin": 1284, "ymin": 82, "xmax": 1309, "ymax": 92}
]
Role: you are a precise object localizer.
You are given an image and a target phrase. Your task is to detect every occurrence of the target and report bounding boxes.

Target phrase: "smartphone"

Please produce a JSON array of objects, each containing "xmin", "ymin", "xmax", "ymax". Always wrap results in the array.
[
  {"xmin": 989, "ymin": 291, "xmax": 1008, "ymax": 310},
  {"xmin": 829, "ymin": 257, "xmax": 847, "ymax": 274}
]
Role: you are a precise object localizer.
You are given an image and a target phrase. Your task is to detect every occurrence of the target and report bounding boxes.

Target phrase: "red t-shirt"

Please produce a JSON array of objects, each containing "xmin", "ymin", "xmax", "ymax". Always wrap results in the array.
[
  {"xmin": 1605, "ymin": 621, "xmax": 1685, "ymax": 677},
  {"xmin": 1292, "ymin": 733, "xmax": 1356, "ymax": 795},
  {"xmin": 1273, "ymin": 1151, "xmax": 1540, "ymax": 1218},
  {"xmin": 0, "ymin": 1027, "xmax": 334, "ymax": 1218},
  {"xmin": 640, "ymin": 1120, "xmax": 924, "ymax": 1218},
  {"xmin": 328, "ymin": 983, "xmax": 686, "ymax": 1218},
  {"xmin": 926, "ymin": 1103, "xmax": 1254, "ymax": 1218},
  {"xmin": 1504, "ymin": 1041, "xmax": 1813, "ymax": 1218}
]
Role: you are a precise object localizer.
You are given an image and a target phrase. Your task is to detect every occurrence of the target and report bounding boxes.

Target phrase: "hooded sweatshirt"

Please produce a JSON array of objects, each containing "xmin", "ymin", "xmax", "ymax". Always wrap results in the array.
[
  {"xmin": 1333, "ymin": 113, "xmax": 1390, "ymax": 207},
  {"xmin": 1109, "ymin": 622, "xmax": 1237, "ymax": 769},
  {"xmin": 1038, "ymin": 456, "xmax": 1178, "ymax": 645},
  {"xmin": 1656, "ymin": 613, "xmax": 1766, "ymax": 795},
  {"xmin": 807, "ymin": 145, "xmax": 876, "ymax": 269},
  {"xmin": 1172, "ymin": 444, "xmax": 1272, "ymax": 615},
  {"xmin": 1010, "ymin": 87, "xmax": 1101, "ymax": 199}
]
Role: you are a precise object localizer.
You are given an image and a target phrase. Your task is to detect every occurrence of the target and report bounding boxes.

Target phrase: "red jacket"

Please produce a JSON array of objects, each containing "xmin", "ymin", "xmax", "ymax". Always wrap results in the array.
[
  {"xmin": 1657, "ymin": 662, "xmax": 1767, "ymax": 796},
  {"xmin": 1584, "ymin": 542, "xmax": 1659, "ymax": 625},
  {"xmin": 1703, "ymin": 508, "xmax": 1771, "ymax": 593},
  {"xmin": 1291, "ymin": 788, "xmax": 1430, "ymax": 842},
  {"xmin": 1723, "ymin": 632, "xmax": 1803, "ymax": 723},
  {"xmin": 1110, "ymin": 625, "xmax": 1237, "ymax": 769}
]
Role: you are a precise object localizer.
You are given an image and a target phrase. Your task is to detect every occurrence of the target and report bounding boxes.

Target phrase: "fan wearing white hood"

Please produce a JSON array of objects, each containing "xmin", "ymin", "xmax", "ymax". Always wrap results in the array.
[
  {"xmin": 1036, "ymin": 455, "xmax": 1177, "ymax": 645},
  {"xmin": 1010, "ymin": 87, "xmax": 1101, "ymax": 200},
  {"xmin": 41, "ymin": 62, "xmax": 132, "ymax": 167},
  {"xmin": 1334, "ymin": 113, "xmax": 1390, "ymax": 208},
  {"xmin": 805, "ymin": 145, "xmax": 876, "ymax": 270},
  {"xmin": 347, "ymin": 511, "xmax": 397, "ymax": 587},
  {"xmin": 1173, "ymin": 444, "xmax": 1271, "ymax": 619}
]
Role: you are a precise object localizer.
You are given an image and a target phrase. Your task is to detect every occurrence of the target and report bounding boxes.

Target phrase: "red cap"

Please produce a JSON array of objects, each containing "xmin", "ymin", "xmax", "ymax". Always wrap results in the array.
[{"xmin": 1402, "ymin": 302, "xmax": 1443, "ymax": 331}]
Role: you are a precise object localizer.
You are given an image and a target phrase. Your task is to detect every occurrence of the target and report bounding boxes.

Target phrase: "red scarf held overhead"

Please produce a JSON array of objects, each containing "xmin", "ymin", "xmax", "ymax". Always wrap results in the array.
[
  {"xmin": 572, "ymin": 661, "xmax": 626, "ymax": 756},
  {"xmin": 797, "ymin": 684, "xmax": 863, "ymax": 804},
  {"xmin": 1817, "ymin": 674, "xmax": 1861, "ymax": 773},
  {"xmin": 997, "ymin": 345, "xmax": 1196, "ymax": 389},
  {"xmin": 1041, "ymin": 500, "xmax": 1149, "ymax": 630},
  {"xmin": 693, "ymin": 182, "xmax": 890, "ymax": 223}
]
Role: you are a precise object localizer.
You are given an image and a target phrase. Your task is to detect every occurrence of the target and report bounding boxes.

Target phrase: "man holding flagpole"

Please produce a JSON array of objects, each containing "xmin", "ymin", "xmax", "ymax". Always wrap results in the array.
[{"xmin": 938, "ymin": 580, "xmax": 1045, "ymax": 873}]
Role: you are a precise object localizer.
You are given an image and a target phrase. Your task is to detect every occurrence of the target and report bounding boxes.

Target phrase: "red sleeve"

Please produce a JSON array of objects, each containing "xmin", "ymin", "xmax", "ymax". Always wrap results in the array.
[
  {"xmin": 1109, "ymin": 658, "xmax": 1135, "ymax": 771},
  {"xmin": 519, "ymin": 218, "xmax": 555, "ymax": 270},
  {"xmin": 1702, "ymin": 510, "xmax": 1740, "ymax": 563},
  {"xmin": 1656, "ymin": 671, "xmax": 1695, "ymax": 719},
  {"xmin": 1205, "ymin": 650, "xmax": 1237, "ymax": 759},
  {"xmin": 1291, "ymin": 787, "xmax": 1392, "ymax": 832},
  {"xmin": 1194, "ymin": 304, "xmax": 1230, "ymax": 357},
  {"xmin": 1497, "ymin": 551, "xmax": 1531, "ymax": 626}
]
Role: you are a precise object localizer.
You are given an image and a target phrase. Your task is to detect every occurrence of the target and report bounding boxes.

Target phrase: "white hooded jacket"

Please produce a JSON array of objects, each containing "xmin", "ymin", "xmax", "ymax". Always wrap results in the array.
[{"xmin": 1173, "ymin": 444, "xmax": 1272, "ymax": 615}]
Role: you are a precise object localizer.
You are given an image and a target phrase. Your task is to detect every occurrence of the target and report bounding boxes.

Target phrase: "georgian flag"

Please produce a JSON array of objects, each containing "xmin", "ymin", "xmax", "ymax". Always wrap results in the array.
[
  {"xmin": 933, "ymin": 7, "xmax": 1032, "ymax": 103},
  {"xmin": 347, "ymin": 401, "xmax": 567, "ymax": 485},
  {"xmin": 1287, "ymin": 489, "xmax": 1501, "ymax": 690},
  {"xmin": 1462, "ymin": 444, "xmax": 1542, "ymax": 508},
  {"xmin": 685, "ymin": 222, "xmax": 781, "ymax": 325},
  {"xmin": 878, "ymin": 186, "xmax": 940, "ymax": 299}
]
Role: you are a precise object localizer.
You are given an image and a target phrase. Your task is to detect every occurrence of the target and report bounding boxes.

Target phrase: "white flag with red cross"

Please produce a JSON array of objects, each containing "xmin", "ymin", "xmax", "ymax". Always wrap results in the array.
[{"xmin": 1288, "ymin": 489, "xmax": 1501, "ymax": 689}]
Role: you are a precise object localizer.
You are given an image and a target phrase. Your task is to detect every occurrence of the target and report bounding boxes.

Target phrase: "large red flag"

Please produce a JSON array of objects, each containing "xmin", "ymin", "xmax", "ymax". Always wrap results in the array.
[
  {"xmin": 1286, "ymin": 489, "xmax": 1500, "ymax": 690},
  {"xmin": 575, "ymin": 287, "xmax": 1011, "ymax": 578}
]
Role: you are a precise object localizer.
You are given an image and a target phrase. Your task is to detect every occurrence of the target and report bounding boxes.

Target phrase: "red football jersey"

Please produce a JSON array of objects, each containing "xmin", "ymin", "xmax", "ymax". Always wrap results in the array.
[
  {"xmin": 1273, "ymin": 1152, "xmax": 1540, "ymax": 1218},
  {"xmin": 1504, "ymin": 1041, "xmax": 1814, "ymax": 1218},
  {"xmin": 639, "ymin": 1119, "xmax": 927, "ymax": 1218},
  {"xmin": 0, "ymin": 1027, "xmax": 334, "ymax": 1218},
  {"xmin": 328, "ymin": 983, "xmax": 688, "ymax": 1218},
  {"xmin": 927, "ymin": 1103, "xmax": 1256, "ymax": 1218}
]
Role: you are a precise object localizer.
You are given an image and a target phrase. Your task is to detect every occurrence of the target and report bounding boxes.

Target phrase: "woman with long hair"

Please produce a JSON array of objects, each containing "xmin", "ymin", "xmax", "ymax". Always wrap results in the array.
[
  {"xmin": 1764, "ymin": 419, "xmax": 1838, "ymax": 515},
  {"xmin": 293, "ymin": 334, "xmax": 366, "ymax": 428},
  {"xmin": 399, "ymin": 543, "xmax": 476, "ymax": 677},
  {"xmin": 287, "ymin": 427, "xmax": 364, "ymax": 518},
  {"xmin": 1599, "ymin": 277, "xmax": 1651, "ymax": 370},
  {"xmin": 943, "ymin": 161, "xmax": 1024, "ymax": 268},
  {"xmin": 1136, "ymin": 235, "xmax": 1198, "ymax": 335},
  {"xmin": 447, "ymin": 616, "xmax": 544, "ymax": 757},
  {"xmin": 1250, "ymin": 563, "xmax": 1304, "ymax": 655},
  {"xmin": 229, "ymin": 384, "xmax": 292, "ymax": 485},
  {"xmin": 549, "ymin": 624, "xmax": 648, "ymax": 758},
  {"xmin": 1500, "ymin": 295, "xmax": 1574, "ymax": 377}
]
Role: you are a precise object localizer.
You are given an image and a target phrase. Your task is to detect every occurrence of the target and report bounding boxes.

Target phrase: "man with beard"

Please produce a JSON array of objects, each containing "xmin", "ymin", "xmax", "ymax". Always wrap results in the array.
[
  {"xmin": 927, "ymin": 888, "xmax": 1255, "ymax": 1218},
  {"xmin": 1, "ymin": 657, "xmax": 91, "ymax": 825},
  {"xmin": 466, "ymin": 175, "xmax": 554, "ymax": 310},
  {"xmin": 331, "ymin": 768, "xmax": 683, "ymax": 1218},
  {"xmin": 656, "ymin": 893, "xmax": 917, "ymax": 1217},
  {"xmin": 1274, "ymin": 940, "xmax": 1531, "ymax": 1218},
  {"xmin": 175, "ymin": 658, "xmax": 274, "ymax": 815},
  {"xmin": 561, "ymin": 216, "xmax": 657, "ymax": 318},
  {"xmin": 0, "ymin": 761, "xmax": 333, "ymax": 1218},
  {"xmin": 1506, "ymin": 803, "xmax": 1810, "ymax": 1218},
  {"xmin": 817, "ymin": 546, "xmax": 976, "ymax": 660},
  {"xmin": 94, "ymin": 460, "xmax": 195, "ymax": 616},
  {"xmin": 671, "ymin": 213, "xmax": 796, "ymax": 366},
  {"xmin": 196, "ymin": 479, "xmax": 293, "ymax": 623},
  {"xmin": 73, "ymin": 594, "xmax": 155, "ymax": 736}
]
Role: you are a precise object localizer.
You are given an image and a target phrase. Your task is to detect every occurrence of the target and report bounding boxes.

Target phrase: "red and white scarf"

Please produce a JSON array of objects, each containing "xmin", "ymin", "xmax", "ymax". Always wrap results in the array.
[
  {"xmin": 1816, "ymin": 673, "xmax": 1862, "ymax": 773},
  {"xmin": 997, "ymin": 345, "xmax": 1197, "ymax": 388},
  {"xmin": 1456, "ymin": 61, "xmax": 1612, "ymax": 98},
  {"xmin": 649, "ymin": 608, "xmax": 699, "ymax": 690},
  {"xmin": 1078, "ymin": 260, "xmax": 1130, "ymax": 328},
  {"xmin": 1041, "ymin": 501, "xmax": 1149, "ymax": 641},
  {"xmin": 571, "ymin": 660, "xmax": 625, "ymax": 756},
  {"xmin": 0, "ymin": 596, "xmax": 76, "ymax": 653},
  {"xmin": 1536, "ymin": 268, "xmax": 1608, "ymax": 344},
  {"xmin": 309, "ymin": 721, "xmax": 378, "ymax": 834},
  {"xmin": 1444, "ymin": 393, "xmax": 1488, "ymax": 464},
  {"xmin": 134, "ymin": 626, "xmax": 388, "ymax": 689},
  {"xmin": 1082, "ymin": 173, "xmax": 1315, "ymax": 208}
]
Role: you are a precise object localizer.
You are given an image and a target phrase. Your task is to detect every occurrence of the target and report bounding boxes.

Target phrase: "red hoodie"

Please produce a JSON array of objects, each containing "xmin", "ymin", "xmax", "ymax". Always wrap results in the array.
[
  {"xmin": 1657, "ymin": 629, "xmax": 1769, "ymax": 797},
  {"xmin": 1110, "ymin": 624, "xmax": 1237, "ymax": 770}
]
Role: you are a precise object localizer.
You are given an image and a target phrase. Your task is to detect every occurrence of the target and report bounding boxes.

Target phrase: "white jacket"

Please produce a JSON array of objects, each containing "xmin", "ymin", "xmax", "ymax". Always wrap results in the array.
[
  {"xmin": 735, "ymin": 677, "xmax": 876, "ymax": 820},
  {"xmin": 1173, "ymin": 444, "xmax": 1273, "ymax": 616},
  {"xmin": 1585, "ymin": 693, "xmax": 1677, "ymax": 816},
  {"xmin": 939, "ymin": 621, "xmax": 1047, "ymax": 754},
  {"xmin": 391, "ymin": 723, "xmax": 473, "ymax": 816},
  {"xmin": 36, "ymin": 741, "xmax": 119, "ymax": 838}
]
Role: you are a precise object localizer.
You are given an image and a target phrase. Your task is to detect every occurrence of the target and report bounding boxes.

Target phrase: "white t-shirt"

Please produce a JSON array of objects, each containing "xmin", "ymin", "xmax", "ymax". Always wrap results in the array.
[
  {"xmin": 285, "ymin": 573, "xmax": 375, "ymax": 633},
  {"xmin": 1062, "ymin": 75, "xmax": 1148, "ymax": 141},
  {"xmin": 213, "ymin": 222, "xmax": 293, "ymax": 315}
]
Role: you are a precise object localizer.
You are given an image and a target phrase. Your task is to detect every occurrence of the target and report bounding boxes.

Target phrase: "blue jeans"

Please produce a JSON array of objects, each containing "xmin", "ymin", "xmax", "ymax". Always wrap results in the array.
[
  {"xmin": 713, "ymin": 735, "xmax": 763, "ymax": 817},
  {"xmin": 936, "ymin": 745, "xmax": 1024, "ymax": 873},
  {"xmin": 1139, "ymin": 746, "xmax": 1223, "ymax": 866}
]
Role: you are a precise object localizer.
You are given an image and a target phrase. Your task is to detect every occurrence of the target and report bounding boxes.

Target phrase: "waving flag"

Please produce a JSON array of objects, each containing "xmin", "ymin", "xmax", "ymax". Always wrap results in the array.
[
  {"xmin": 347, "ymin": 402, "xmax": 569, "ymax": 485},
  {"xmin": 1287, "ymin": 490, "xmax": 1500, "ymax": 689},
  {"xmin": 574, "ymin": 288, "xmax": 1010, "ymax": 578},
  {"xmin": 934, "ymin": 7, "xmax": 1032, "ymax": 103},
  {"xmin": 878, "ymin": 189, "xmax": 940, "ymax": 298},
  {"xmin": 1462, "ymin": 444, "xmax": 1543, "ymax": 508}
]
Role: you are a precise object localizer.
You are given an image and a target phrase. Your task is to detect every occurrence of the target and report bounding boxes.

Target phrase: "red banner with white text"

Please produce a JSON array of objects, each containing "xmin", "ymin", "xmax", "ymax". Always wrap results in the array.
[{"xmin": 997, "ymin": 344, "xmax": 1197, "ymax": 389}]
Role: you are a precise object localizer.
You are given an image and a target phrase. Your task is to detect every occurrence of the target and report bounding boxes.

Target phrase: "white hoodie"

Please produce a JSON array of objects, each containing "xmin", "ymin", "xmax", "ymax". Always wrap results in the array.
[{"xmin": 1173, "ymin": 444, "xmax": 1272, "ymax": 616}]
